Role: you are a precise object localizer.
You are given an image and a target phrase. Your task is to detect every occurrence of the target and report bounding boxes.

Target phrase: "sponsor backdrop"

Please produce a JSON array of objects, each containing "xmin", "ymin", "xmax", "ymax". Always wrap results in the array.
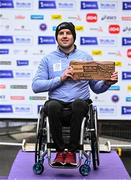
[{"xmin": 0, "ymin": 0, "xmax": 131, "ymax": 120}]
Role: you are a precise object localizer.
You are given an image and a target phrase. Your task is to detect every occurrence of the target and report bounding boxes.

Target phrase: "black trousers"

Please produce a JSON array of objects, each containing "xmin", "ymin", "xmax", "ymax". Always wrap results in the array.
[{"xmin": 44, "ymin": 99, "xmax": 89, "ymax": 152}]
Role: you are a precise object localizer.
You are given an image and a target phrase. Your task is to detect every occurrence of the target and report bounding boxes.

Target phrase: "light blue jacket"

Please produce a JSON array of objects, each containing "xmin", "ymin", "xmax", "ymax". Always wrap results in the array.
[{"xmin": 32, "ymin": 47, "xmax": 110, "ymax": 102}]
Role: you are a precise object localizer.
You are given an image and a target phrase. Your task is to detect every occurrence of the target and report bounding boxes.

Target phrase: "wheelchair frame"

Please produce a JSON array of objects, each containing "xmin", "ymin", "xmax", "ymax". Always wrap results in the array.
[{"xmin": 33, "ymin": 101, "xmax": 99, "ymax": 176}]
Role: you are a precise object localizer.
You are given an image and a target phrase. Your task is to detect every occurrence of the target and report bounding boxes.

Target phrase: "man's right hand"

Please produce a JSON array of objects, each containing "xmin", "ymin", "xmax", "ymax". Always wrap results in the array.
[{"xmin": 60, "ymin": 66, "xmax": 73, "ymax": 81}]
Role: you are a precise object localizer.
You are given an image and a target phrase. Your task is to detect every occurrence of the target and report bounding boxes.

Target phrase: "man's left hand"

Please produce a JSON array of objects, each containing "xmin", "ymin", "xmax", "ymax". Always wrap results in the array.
[{"xmin": 105, "ymin": 71, "xmax": 118, "ymax": 85}]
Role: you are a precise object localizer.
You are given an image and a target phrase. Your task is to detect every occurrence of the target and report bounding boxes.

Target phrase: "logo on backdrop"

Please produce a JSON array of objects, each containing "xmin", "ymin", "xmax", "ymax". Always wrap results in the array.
[
  {"xmin": 112, "ymin": 95, "xmax": 119, "ymax": 102},
  {"xmin": 99, "ymin": 1, "xmax": 118, "ymax": 10},
  {"xmin": 10, "ymin": 85, "xmax": 28, "ymax": 89},
  {"xmin": 15, "ymin": 1, "xmax": 33, "ymax": 9},
  {"xmin": 126, "ymin": 97, "xmax": 131, "ymax": 102},
  {"xmin": 122, "ymin": 37, "xmax": 131, "ymax": 46},
  {"xmin": 0, "ymin": 70, "xmax": 13, "ymax": 78},
  {"xmin": 122, "ymin": 72, "xmax": 131, "ymax": 80},
  {"xmin": 80, "ymin": 37, "xmax": 98, "ymax": 45},
  {"xmin": 38, "ymin": 36, "xmax": 56, "ymax": 44},
  {"xmin": 121, "ymin": 106, "xmax": 131, "ymax": 114},
  {"xmin": 16, "ymin": 60, "xmax": 29, "ymax": 66},
  {"xmin": 57, "ymin": 1, "xmax": 76, "ymax": 10},
  {"xmin": 0, "ymin": 84, "xmax": 6, "ymax": 89},
  {"xmin": 0, "ymin": 0, "xmax": 14, "ymax": 8},
  {"xmin": 99, "ymin": 37, "xmax": 117, "ymax": 46},
  {"xmin": 14, "ymin": 105, "xmax": 32, "ymax": 113},
  {"xmin": 0, "ymin": 61, "xmax": 11, "ymax": 65},
  {"xmin": 14, "ymin": 71, "xmax": 32, "ymax": 78},
  {"xmin": 0, "ymin": 105, "xmax": 13, "ymax": 113},
  {"xmin": 109, "ymin": 85, "xmax": 120, "ymax": 91},
  {"xmin": 86, "ymin": 13, "xmax": 97, "ymax": 22},
  {"xmin": 30, "ymin": 15, "xmax": 44, "ymax": 20},
  {"xmin": 101, "ymin": 15, "xmax": 117, "ymax": 21},
  {"xmin": 123, "ymin": 26, "xmax": 131, "ymax": 33},
  {"xmin": 109, "ymin": 24, "xmax": 120, "ymax": 34},
  {"xmin": 0, "ymin": 36, "xmax": 13, "ymax": 44},
  {"xmin": 14, "ymin": 36, "xmax": 33, "ymax": 45},
  {"xmin": 0, "ymin": 49, "xmax": 9, "ymax": 54},
  {"xmin": 39, "ymin": 0, "xmax": 56, "ymax": 9},
  {"xmin": 81, "ymin": 1, "xmax": 98, "ymax": 9},
  {"xmin": 98, "ymin": 106, "xmax": 116, "ymax": 115},
  {"xmin": 39, "ymin": 23, "xmax": 47, "ymax": 31},
  {"xmin": 127, "ymin": 49, "xmax": 131, "ymax": 58},
  {"xmin": 122, "ymin": 2, "xmax": 131, "ymax": 10}
]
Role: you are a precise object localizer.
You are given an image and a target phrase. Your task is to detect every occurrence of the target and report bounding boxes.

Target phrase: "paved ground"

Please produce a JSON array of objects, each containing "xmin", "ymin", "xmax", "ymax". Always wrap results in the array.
[{"xmin": 0, "ymin": 121, "xmax": 131, "ymax": 178}]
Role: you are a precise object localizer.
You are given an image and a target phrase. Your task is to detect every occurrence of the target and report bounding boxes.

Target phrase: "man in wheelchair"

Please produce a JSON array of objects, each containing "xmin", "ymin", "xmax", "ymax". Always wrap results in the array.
[{"xmin": 32, "ymin": 22, "xmax": 118, "ymax": 167}]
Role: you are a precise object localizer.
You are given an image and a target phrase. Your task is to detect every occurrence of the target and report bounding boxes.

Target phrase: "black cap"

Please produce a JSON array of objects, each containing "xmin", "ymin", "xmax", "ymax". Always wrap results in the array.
[{"xmin": 55, "ymin": 22, "xmax": 76, "ymax": 42}]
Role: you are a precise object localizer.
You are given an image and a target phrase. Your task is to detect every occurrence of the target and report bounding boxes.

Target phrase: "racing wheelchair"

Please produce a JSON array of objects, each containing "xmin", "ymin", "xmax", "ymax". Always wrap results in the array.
[{"xmin": 33, "ymin": 99, "xmax": 99, "ymax": 176}]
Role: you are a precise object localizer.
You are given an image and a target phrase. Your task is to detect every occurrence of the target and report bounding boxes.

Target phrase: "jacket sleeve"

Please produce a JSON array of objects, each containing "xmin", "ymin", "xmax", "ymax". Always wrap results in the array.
[
  {"xmin": 32, "ymin": 57, "xmax": 62, "ymax": 93},
  {"xmin": 89, "ymin": 80, "xmax": 111, "ymax": 94}
]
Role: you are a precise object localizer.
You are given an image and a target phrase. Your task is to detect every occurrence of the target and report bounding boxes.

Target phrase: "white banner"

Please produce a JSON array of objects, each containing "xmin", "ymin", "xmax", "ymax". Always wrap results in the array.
[{"xmin": 0, "ymin": 0, "xmax": 131, "ymax": 119}]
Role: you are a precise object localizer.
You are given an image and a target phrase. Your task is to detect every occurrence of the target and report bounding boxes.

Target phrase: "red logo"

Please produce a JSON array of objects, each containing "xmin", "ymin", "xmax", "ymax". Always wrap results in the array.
[
  {"xmin": 0, "ymin": 84, "xmax": 6, "ymax": 89},
  {"xmin": 86, "ymin": 13, "xmax": 97, "ymax": 22},
  {"xmin": 15, "ymin": 15, "xmax": 25, "ymax": 20},
  {"xmin": 109, "ymin": 25, "xmax": 120, "ymax": 34},
  {"xmin": 10, "ymin": 96, "xmax": 25, "ymax": 100},
  {"xmin": 127, "ymin": 49, "xmax": 131, "ymax": 58}
]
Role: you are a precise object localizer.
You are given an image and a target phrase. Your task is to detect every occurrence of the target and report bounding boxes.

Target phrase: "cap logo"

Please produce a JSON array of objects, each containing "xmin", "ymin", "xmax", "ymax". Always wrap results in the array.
[{"xmin": 58, "ymin": 23, "xmax": 68, "ymax": 30}]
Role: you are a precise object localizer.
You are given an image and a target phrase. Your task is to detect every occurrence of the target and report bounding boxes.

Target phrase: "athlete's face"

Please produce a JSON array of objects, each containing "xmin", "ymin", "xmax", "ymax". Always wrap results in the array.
[{"xmin": 57, "ymin": 29, "xmax": 74, "ymax": 49}]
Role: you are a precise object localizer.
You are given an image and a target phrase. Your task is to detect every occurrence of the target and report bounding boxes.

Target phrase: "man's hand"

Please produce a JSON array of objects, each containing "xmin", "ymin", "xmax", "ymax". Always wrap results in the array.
[
  {"xmin": 60, "ymin": 66, "xmax": 73, "ymax": 82},
  {"xmin": 105, "ymin": 71, "xmax": 118, "ymax": 85}
]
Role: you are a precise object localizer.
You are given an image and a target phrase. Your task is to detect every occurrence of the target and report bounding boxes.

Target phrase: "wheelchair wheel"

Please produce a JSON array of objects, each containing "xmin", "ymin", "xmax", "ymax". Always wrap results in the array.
[
  {"xmin": 35, "ymin": 113, "xmax": 47, "ymax": 164},
  {"xmin": 90, "ymin": 106, "xmax": 100, "ymax": 170},
  {"xmin": 33, "ymin": 162, "xmax": 44, "ymax": 175},
  {"xmin": 35, "ymin": 130, "xmax": 46, "ymax": 164},
  {"xmin": 79, "ymin": 164, "xmax": 91, "ymax": 176},
  {"xmin": 91, "ymin": 131, "xmax": 99, "ymax": 170}
]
